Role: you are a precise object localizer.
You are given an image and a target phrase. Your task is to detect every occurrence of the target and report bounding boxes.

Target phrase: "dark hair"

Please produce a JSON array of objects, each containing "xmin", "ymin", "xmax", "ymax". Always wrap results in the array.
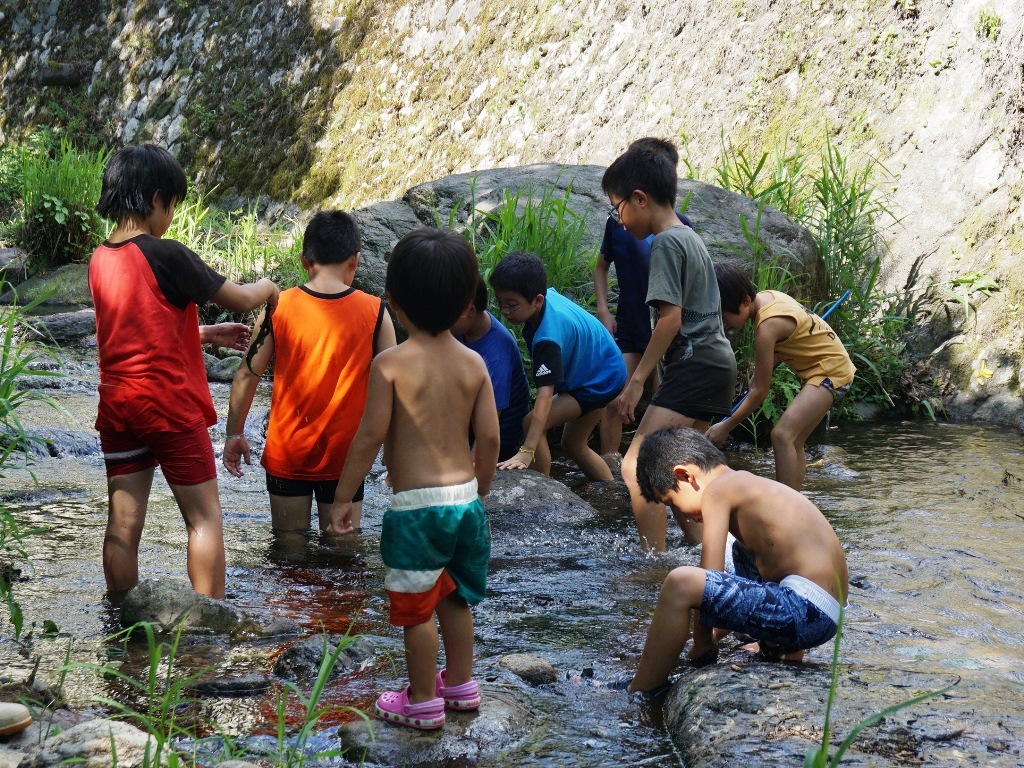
[
  {"xmin": 96, "ymin": 144, "xmax": 188, "ymax": 223},
  {"xmin": 714, "ymin": 261, "xmax": 757, "ymax": 314},
  {"xmin": 636, "ymin": 427, "xmax": 726, "ymax": 502},
  {"xmin": 303, "ymin": 210, "xmax": 361, "ymax": 265},
  {"xmin": 628, "ymin": 136, "xmax": 679, "ymax": 167},
  {"xmin": 386, "ymin": 228, "xmax": 478, "ymax": 335},
  {"xmin": 488, "ymin": 251, "xmax": 546, "ymax": 303},
  {"xmin": 471, "ymin": 274, "xmax": 489, "ymax": 312},
  {"xmin": 602, "ymin": 138, "xmax": 678, "ymax": 207}
]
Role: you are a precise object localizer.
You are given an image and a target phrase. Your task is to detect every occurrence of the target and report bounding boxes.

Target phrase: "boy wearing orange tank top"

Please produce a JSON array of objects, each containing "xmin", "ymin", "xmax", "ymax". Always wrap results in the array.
[
  {"xmin": 706, "ymin": 262, "xmax": 855, "ymax": 490},
  {"xmin": 223, "ymin": 211, "xmax": 396, "ymax": 532}
]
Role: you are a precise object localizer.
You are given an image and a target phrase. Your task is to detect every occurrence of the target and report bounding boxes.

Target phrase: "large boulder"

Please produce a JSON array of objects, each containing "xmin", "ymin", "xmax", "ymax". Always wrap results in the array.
[
  {"xmin": 350, "ymin": 165, "xmax": 821, "ymax": 304},
  {"xmin": 484, "ymin": 469, "xmax": 599, "ymax": 529},
  {"xmin": 120, "ymin": 578, "xmax": 254, "ymax": 636},
  {"xmin": 0, "ymin": 264, "xmax": 91, "ymax": 307},
  {"xmin": 20, "ymin": 309, "xmax": 95, "ymax": 344}
]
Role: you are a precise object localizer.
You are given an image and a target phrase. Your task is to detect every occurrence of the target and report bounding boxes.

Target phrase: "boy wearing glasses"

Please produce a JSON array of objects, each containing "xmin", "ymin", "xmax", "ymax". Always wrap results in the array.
[
  {"xmin": 489, "ymin": 251, "xmax": 626, "ymax": 482},
  {"xmin": 601, "ymin": 138, "xmax": 736, "ymax": 552}
]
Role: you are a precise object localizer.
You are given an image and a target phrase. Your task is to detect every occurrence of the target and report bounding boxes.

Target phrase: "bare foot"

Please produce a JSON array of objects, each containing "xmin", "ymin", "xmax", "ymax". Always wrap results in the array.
[{"xmin": 713, "ymin": 627, "xmax": 733, "ymax": 642}]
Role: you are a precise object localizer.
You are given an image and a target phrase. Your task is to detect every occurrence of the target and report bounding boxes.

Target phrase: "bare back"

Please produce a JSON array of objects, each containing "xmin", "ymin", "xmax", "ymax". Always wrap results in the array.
[
  {"xmin": 703, "ymin": 470, "xmax": 848, "ymax": 602},
  {"xmin": 377, "ymin": 332, "xmax": 496, "ymax": 494}
]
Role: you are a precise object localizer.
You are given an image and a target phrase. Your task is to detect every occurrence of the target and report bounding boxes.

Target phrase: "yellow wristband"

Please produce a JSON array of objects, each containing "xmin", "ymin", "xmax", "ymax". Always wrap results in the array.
[{"xmin": 518, "ymin": 446, "xmax": 536, "ymax": 458}]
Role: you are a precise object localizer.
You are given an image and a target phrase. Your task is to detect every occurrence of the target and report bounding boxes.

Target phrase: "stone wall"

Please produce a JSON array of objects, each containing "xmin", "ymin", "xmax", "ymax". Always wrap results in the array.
[{"xmin": 1, "ymin": 0, "xmax": 1022, "ymax": 426}]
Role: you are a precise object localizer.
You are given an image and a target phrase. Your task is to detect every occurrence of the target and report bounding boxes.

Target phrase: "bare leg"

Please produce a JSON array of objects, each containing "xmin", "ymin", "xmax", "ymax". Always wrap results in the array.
[
  {"xmin": 317, "ymin": 499, "xmax": 362, "ymax": 532},
  {"xmin": 104, "ymin": 468, "xmax": 155, "ymax": 595},
  {"xmin": 269, "ymin": 493, "xmax": 313, "ymax": 531},
  {"xmin": 403, "ymin": 618, "xmax": 440, "ymax": 704},
  {"xmin": 621, "ymin": 405, "xmax": 697, "ymax": 552},
  {"xmin": 629, "ymin": 566, "xmax": 707, "ymax": 692},
  {"xmin": 436, "ymin": 593, "xmax": 474, "ymax": 687},
  {"xmin": 524, "ymin": 409, "xmax": 551, "ymax": 476},
  {"xmin": 528, "ymin": 394, "xmax": 586, "ymax": 477},
  {"xmin": 599, "ymin": 352, "xmax": 642, "ymax": 455},
  {"xmin": 561, "ymin": 405, "xmax": 613, "ymax": 482},
  {"xmin": 168, "ymin": 479, "xmax": 226, "ymax": 599},
  {"xmin": 771, "ymin": 383, "xmax": 834, "ymax": 490}
]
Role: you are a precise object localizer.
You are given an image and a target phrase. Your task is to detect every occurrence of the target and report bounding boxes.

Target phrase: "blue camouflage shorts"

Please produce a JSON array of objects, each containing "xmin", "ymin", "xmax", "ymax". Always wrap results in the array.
[{"xmin": 697, "ymin": 536, "xmax": 840, "ymax": 655}]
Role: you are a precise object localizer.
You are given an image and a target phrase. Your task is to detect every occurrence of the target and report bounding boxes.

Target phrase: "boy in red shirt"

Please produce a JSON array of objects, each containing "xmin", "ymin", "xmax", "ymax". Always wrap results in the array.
[
  {"xmin": 222, "ymin": 210, "xmax": 396, "ymax": 532},
  {"xmin": 91, "ymin": 144, "xmax": 279, "ymax": 598}
]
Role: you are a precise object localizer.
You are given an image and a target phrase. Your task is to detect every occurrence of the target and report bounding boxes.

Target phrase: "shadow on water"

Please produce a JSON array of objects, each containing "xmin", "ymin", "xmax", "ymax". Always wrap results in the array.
[{"xmin": 3, "ymin": 382, "xmax": 1024, "ymax": 764}]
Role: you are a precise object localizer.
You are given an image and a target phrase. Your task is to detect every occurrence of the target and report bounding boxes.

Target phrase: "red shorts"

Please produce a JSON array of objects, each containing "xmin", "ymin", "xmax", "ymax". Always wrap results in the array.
[{"xmin": 100, "ymin": 422, "xmax": 216, "ymax": 486}]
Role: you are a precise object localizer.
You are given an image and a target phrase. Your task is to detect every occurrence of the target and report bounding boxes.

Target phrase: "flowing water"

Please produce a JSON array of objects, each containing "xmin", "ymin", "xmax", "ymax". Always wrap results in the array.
[{"xmin": 1, "ymin": 355, "xmax": 1023, "ymax": 766}]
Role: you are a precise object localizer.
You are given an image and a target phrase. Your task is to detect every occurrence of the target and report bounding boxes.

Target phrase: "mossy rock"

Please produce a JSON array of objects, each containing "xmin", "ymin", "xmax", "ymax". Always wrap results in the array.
[{"xmin": 0, "ymin": 264, "xmax": 92, "ymax": 307}]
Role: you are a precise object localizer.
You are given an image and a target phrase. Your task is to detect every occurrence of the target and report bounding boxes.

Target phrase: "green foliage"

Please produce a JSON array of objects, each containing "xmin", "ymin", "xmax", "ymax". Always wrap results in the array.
[
  {"xmin": 0, "ymin": 287, "xmax": 62, "ymax": 639},
  {"xmin": 974, "ymin": 8, "xmax": 1001, "ymax": 41},
  {"xmin": 455, "ymin": 178, "xmax": 599, "ymax": 361},
  {"xmin": 803, "ymin": 597, "xmax": 958, "ymax": 767},
  {"xmin": 683, "ymin": 132, "xmax": 912, "ymax": 419},
  {"xmin": 7, "ymin": 138, "xmax": 110, "ymax": 272},
  {"xmin": 0, "ymin": 130, "xmax": 58, "ymax": 212}
]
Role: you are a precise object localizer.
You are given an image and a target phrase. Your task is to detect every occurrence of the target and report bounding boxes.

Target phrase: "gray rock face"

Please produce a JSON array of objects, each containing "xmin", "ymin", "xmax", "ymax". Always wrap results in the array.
[
  {"xmin": 484, "ymin": 469, "xmax": 599, "ymax": 528},
  {"xmin": 336, "ymin": 689, "xmax": 532, "ymax": 766},
  {"xmin": 204, "ymin": 353, "xmax": 242, "ymax": 383},
  {"xmin": 120, "ymin": 578, "xmax": 250, "ymax": 635},
  {"xmin": 21, "ymin": 309, "xmax": 95, "ymax": 343},
  {"xmin": 272, "ymin": 634, "xmax": 376, "ymax": 683},
  {"xmin": 498, "ymin": 653, "xmax": 558, "ymax": 685},
  {"xmin": 16, "ymin": 719, "xmax": 158, "ymax": 768}
]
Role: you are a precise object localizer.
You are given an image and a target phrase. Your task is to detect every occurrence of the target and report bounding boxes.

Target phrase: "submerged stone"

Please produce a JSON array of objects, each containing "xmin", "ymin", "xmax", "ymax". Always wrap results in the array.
[
  {"xmin": 120, "ymin": 578, "xmax": 250, "ymax": 636},
  {"xmin": 498, "ymin": 654, "xmax": 558, "ymax": 685}
]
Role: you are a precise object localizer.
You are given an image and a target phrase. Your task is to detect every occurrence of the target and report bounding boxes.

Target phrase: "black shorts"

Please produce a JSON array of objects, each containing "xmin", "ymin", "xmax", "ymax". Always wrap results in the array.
[
  {"xmin": 569, "ymin": 388, "xmax": 620, "ymax": 417},
  {"xmin": 615, "ymin": 314, "xmax": 652, "ymax": 355},
  {"xmin": 650, "ymin": 355, "xmax": 736, "ymax": 423},
  {"xmin": 265, "ymin": 473, "xmax": 365, "ymax": 504}
]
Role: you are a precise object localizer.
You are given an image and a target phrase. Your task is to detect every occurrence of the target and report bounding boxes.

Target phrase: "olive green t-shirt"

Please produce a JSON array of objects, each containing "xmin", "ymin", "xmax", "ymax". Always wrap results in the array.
[{"xmin": 645, "ymin": 225, "xmax": 734, "ymax": 368}]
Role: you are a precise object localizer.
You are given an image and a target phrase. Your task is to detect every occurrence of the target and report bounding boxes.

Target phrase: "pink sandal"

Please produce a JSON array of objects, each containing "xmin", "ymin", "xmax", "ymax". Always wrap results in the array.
[
  {"xmin": 375, "ymin": 686, "xmax": 446, "ymax": 730},
  {"xmin": 435, "ymin": 669, "xmax": 481, "ymax": 711}
]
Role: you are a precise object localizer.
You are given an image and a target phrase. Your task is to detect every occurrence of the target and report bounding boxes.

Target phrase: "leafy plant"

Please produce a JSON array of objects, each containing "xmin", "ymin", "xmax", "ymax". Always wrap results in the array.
[
  {"xmin": 974, "ymin": 8, "xmax": 1001, "ymax": 41},
  {"xmin": 804, "ymin": 598, "xmax": 958, "ymax": 767},
  {"xmin": 9, "ymin": 138, "xmax": 110, "ymax": 272}
]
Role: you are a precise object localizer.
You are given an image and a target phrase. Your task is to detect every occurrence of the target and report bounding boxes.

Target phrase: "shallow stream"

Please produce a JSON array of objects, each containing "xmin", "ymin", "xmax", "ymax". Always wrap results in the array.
[{"xmin": 1, "ymin": 351, "xmax": 1022, "ymax": 766}]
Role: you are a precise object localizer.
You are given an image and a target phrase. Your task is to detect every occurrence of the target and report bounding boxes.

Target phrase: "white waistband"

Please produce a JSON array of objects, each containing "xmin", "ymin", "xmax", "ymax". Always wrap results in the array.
[
  {"xmin": 780, "ymin": 575, "xmax": 842, "ymax": 624},
  {"xmin": 390, "ymin": 478, "xmax": 479, "ymax": 511}
]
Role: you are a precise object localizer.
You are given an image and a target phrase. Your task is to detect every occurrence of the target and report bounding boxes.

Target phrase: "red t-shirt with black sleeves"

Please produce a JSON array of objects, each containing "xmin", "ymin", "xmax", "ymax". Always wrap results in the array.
[{"xmin": 88, "ymin": 234, "xmax": 226, "ymax": 433}]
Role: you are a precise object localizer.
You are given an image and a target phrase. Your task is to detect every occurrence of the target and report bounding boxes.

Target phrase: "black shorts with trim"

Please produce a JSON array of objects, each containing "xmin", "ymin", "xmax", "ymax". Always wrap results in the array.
[{"xmin": 265, "ymin": 473, "xmax": 365, "ymax": 504}]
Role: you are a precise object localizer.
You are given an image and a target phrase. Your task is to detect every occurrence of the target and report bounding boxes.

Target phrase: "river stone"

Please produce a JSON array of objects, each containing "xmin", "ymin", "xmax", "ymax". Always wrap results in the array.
[
  {"xmin": 0, "ymin": 264, "xmax": 91, "ymax": 307},
  {"xmin": 0, "ymin": 246, "xmax": 29, "ymax": 277},
  {"xmin": 120, "ymin": 578, "xmax": 249, "ymax": 635},
  {"xmin": 17, "ymin": 719, "xmax": 158, "ymax": 768},
  {"xmin": 20, "ymin": 309, "xmax": 95, "ymax": 343},
  {"xmin": 404, "ymin": 165, "xmax": 821, "ymax": 297},
  {"xmin": 272, "ymin": 634, "xmax": 376, "ymax": 683},
  {"xmin": 186, "ymin": 673, "xmax": 271, "ymax": 697},
  {"xmin": 204, "ymin": 353, "xmax": 241, "ymax": 382},
  {"xmin": 498, "ymin": 654, "xmax": 558, "ymax": 685},
  {"xmin": 336, "ymin": 689, "xmax": 531, "ymax": 765},
  {"xmin": 484, "ymin": 470, "xmax": 597, "ymax": 527}
]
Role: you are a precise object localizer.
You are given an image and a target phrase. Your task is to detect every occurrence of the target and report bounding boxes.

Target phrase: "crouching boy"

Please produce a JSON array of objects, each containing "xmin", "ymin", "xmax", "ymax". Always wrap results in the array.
[{"xmin": 625, "ymin": 427, "xmax": 848, "ymax": 693}]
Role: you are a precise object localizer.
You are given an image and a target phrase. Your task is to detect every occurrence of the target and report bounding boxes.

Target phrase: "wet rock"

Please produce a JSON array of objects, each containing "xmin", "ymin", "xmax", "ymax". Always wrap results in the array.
[
  {"xmin": 204, "ymin": 353, "xmax": 242, "ymax": 383},
  {"xmin": 120, "ymin": 578, "xmax": 250, "ymax": 635},
  {"xmin": 17, "ymin": 719, "xmax": 158, "ymax": 768},
  {"xmin": 498, "ymin": 654, "xmax": 557, "ymax": 685},
  {"xmin": 0, "ymin": 746, "xmax": 26, "ymax": 768},
  {"xmin": 258, "ymin": 617, "xmax": 303, "ymax": 638},
  {"xmin": 0, "ymin": 264, "xmax": 91, "ymax": 307},
  {"xmin": 485, "ymin": 470, "xmax": 598, "ymax": 528},
  {"xmin": 337, "ymin": 689, "xmax": 531, "ymax": 765},
  {"xmin": 24, "ymin": 428, "xmax": 100, "ymax": 458},
  {"xmin": 405, "ymin": 166, "xmax": 821, "ymax": 295},
  {"xmin": 273, "ymin": 634, "xmax": 376, "ymax": 683},
  {"xmin": 187, "ymin": 673, "xmax": 271, "ymax": 697},
  {"xmin": 21, "ymin": 310, "xmax": 95, "ymax": 344}
]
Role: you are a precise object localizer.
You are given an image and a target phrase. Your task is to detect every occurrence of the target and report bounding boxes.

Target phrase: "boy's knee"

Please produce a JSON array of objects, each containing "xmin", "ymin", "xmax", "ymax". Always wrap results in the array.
[{"xmin": 661, "ymin": 567, "xmax": 705, "ymax": 606}]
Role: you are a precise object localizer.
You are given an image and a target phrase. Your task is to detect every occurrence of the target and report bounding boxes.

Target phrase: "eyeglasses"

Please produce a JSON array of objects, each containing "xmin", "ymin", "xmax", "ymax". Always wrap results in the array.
[
  {"xmin": 498, "ymin": 301, "xmax": 521, "ymax": 315},
  {"xmin": 610, "ymin": 197, "xmax": 629, "ymax": 223}
]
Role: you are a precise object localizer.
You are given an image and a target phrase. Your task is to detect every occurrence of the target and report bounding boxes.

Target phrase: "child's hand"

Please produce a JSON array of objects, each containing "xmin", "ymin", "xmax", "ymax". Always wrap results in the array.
[
  {"xmin": 616, "ymin": 380, "xmax": 643, "ymax": 424},
  {"xmin": 201, "ymin": 323, "xmax": 251, "ymax": 351},
  {"xmin": 324, "ymin": 501, "xmax": 355, "ymax": 535},
  {"xmin": 705, "ymin": 422, "xmax": 729, "ymax": 448},
  {"xmin": 497, "ymin": 449, "xmax": 533, "ymax": 471},
  {"xmin": 597, "ymin": 308, "xmax": 617, "ymax": 336},
  {"xmin": 222, "ymin": 435, "xmax": 251, "ymax": 477}
]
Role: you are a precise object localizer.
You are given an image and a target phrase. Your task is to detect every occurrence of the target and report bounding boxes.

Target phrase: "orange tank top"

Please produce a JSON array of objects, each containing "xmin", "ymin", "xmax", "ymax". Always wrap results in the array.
[
  {"xmin": 756, "ymin": 291, "xmax": 856, "ymax": 387},
  {"xmin": 260, "ymin": 286, "xmax": 384, "ymax": 480}
]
